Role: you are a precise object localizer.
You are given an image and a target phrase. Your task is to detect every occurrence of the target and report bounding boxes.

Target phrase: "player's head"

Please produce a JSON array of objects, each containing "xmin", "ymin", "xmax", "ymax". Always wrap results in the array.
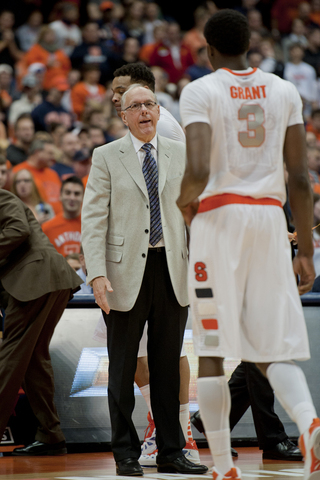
[
  {"xmin": 204, "ymin": 9, "xmax": 250, "ymax": 60},
  {"xmin": 112, "ymin": 63, "xmax": 156, "ymax": 117}
]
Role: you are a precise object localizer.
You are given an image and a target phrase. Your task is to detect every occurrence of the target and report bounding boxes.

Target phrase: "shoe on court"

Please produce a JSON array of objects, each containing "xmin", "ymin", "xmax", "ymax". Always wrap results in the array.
[
  {"xmin": 139, "ymin": 412, "xmax": 157, "ymax": 466},
  {"xmin": 299, "ymin": 418, "xmax": 320, "ymax": 480},
  {"xmin": 212, "ymin": 466, "xmax": 242, "ymax": 480},
  {"xmin": 183, "ymin": 439, "xmax": 201, "ymax": 464}
]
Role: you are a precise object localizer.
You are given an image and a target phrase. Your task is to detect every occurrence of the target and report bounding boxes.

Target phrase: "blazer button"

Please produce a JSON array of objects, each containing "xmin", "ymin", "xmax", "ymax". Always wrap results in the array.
[
  {"xmin": 145, "ymin": 229, "xmax": 149, "ymax": 233},
  {"xmin": 146, "ymin": 205, "xmax": 149, "ymax": 209},
  {"xmin": 142, "ymin": 253, "xmax": 146, "ymax": 258}
]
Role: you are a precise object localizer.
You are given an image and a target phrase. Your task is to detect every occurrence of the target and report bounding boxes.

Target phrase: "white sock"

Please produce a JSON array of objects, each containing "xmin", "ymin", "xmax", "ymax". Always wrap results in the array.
[
  {"xmin": 139, "ymin": 384, "xmax": 153, "ymax": 419},
  {"xmin": 197, "ymin": 376, "xmax": 233, "ymax": 474},
  {"xmin": 267, "ymin": 362, "xmax": 317, "ymax": 434},
  {"xmin": 179, "ymin": 403, "xmax": 189, "ymax": 445}
]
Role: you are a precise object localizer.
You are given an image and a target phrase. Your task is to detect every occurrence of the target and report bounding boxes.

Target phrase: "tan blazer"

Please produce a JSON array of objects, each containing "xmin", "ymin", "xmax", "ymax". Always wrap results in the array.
[
  {"xmin": 81, "ymin": 133, "xmax": 189, "ymax": 312},
  {"xmin": 0, "ymin": 190, "xmax": 82, "ymax": 302}
]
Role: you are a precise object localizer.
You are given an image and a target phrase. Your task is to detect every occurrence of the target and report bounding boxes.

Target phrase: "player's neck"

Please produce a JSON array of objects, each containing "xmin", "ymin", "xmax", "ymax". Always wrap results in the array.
[{"xmin": 216, "ymin": 58, "xmax": 248, "ymax": 72}]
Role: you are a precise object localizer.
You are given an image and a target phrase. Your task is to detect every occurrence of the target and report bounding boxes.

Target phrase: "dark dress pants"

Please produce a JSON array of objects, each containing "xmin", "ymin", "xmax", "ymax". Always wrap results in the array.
[
  {"xmin": 103, "ymin": 248, "xmax": 188, "ymax": 463},
  {"xmin": 0, "ymin": 289, "xmax": 71, "ymax": 443},
  {"xmin": 229, "ymin": 361, "xmax": 287, "ymax": 450}
]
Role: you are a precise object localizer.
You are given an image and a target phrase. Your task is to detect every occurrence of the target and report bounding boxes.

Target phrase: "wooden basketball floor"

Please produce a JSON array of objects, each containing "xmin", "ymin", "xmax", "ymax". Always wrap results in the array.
[{"xmin": 0, "ymin": 447, "xmax": 304, "ymax": 480}]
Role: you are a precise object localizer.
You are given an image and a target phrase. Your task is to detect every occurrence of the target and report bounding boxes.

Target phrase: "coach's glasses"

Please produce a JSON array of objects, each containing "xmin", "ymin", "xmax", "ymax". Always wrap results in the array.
[{"xmin": 123, "ymin": 101, "xmax": 158, "ymax": 112}]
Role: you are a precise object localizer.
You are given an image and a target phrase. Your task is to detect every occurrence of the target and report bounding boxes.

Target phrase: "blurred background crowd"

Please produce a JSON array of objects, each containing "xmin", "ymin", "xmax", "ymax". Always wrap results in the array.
[{"xmin": 2, "ymin": 0, "xmax": 320, "ymax": 283}]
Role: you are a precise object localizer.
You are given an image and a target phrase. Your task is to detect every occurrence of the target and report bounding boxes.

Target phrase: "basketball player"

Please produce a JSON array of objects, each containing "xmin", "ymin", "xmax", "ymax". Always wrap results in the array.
[{"xmin": 177, "ymin": 9, "xmax": 319, "ymax": 480}]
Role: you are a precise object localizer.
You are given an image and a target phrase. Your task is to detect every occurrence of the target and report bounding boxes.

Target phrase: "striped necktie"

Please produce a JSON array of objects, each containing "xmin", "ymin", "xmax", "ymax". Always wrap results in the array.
[{"xmin": 141, "ymin": 143, "xmax": 163, "ymax": 246}]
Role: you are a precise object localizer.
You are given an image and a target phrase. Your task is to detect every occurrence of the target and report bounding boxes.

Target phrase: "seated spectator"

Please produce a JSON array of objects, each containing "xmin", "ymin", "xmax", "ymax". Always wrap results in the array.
[
  {"xmin": 99, "ymin": 1, "xmax": 126, "ymax": 54},
  {"xmin": 8, "ymin": 74, "xmax": 42, "ymax": 134},
  {"xmin": 16, "ymin": 10, "xmax": 43, "ymax": 53},
  {"xmin": 306, "ymin": 108, "xmax": 320, "ymax": 141},
  {"xmin": 259, "ymin": 38, "xmax": 284, "ymax": 78},
  {"xmin": 282, "ymin": 18, "xmax": 308, "ymax": 63},
  {"xmin": 31, "ymin": 76, "xmax": 74, "ymax": 132},
  {"xmin": 0, "ymin": 64, "xmax": 13, "ymax": 120},
  {"xmin": 51, "ymin": 131, "xmax": 80, "ymax": 180},
  {"xmin": 247, "ymin": 9, "xmax": 269, "ymax": 36},
  {"xmin": 0, "ymin": 154, "xmax": 8, "ymax": 189},
  {"xmin": 88, "ymin": 125, "xmax": 108, "ymax": 147},
  {"xmin": 304, "ymin": 27, "xmax": 320, "ymax": 77},
  {"xmin": 142, "ymin": 1, "xmax": 163, "ymax": 46},
  {"xmin": 150, "ymin": 65, "xmax": 173, "ymax": 111},
  {"xmin": 70, "ymin": 21, "xmax": 120, "ymax": 85},
  {"xmin": 307, "ymin": 145, "xmax": 320, "ymax": 188},
  {"xmin": 72, "ymin": 148, "xmax": 92, "ymax": 181},
  {"xmin": 183, "ymin": 6, "xmax": 210, "ymax": 60},
  {"xmin": 20, "ymin": 25, "xmax": 71, "ymax": 92},
  {"xmin": 11, "ymin": 168, "xmax": 54, "ymax": 224},
  {"xmin": 26, "ymin": 62, "xmax": 46, "ymax": 91},
  {"xmin": 42, "ymin": 175, "xmax": 83, "ymax": 256},
  {"xmin": 117, "ymin": 36, "xmax": 141, "ymax": 67},
  {"xmin": 0, "ymin": 10, "xmax": 23, "ymax": 68},
  {"xmin": 184, "ymin": 46, "xmax": 212, "ymax": 82},
  {"xmin": 139, "ymin": 22, "xmax": 168, "ymax": 65},
  {"xmin": 106, "ymin": 116, "xmax": 127, "ymax": 140},
  {"xmin": 284, "ymin": 43, "xmax": 318, "ymax": 119},
  {"xmin": 71, "ymin": 64, "xmax": 106, "ymax": 121},
  {"xmin": 74, "ymin": 245, "xmax": 93, "ymax": 294},
  {"xmin": 149, "ymin": 22, "xmax": 194, "ymax": 84},
  {"xmin": 65, "ymin": 252, "xmax": 81, "ymax": 271},
  {"xmin": 6, "ymin": 113, "xmax": 35, "ymax": 166},
  {"xmin": 48, "ymin": 122, "xmax": 67, "ymax": 149},
  {"xmin": 12, "ymin": 137, "xmax": 62, "ymax": 214},
  {"xmin": 49, "ymin": 3, "xmax": 82, "ymax": 57},
  {"xmin": 307, "ymin": 130, "xmax": 318, "ymax": 147},
  {"xmin": 78, "ymin": 126, "xmax": 93, "ymax": 150},
  {"xmin": 121, "ymin": 0, "xmax": 145, "ymax": 46}
]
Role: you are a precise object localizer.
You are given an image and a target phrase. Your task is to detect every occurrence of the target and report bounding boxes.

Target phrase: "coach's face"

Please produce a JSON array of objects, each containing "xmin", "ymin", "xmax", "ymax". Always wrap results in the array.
[{"xmin": 121, "ymin": 86, "xmax": 160, "ymax": 142}]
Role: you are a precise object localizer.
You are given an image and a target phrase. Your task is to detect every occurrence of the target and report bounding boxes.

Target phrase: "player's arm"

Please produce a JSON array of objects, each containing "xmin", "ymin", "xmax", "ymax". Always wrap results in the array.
[
  {"xmin": 177, "ymin": 122, "xmax": 211, "ymax": 225},
  {"xmin": 284, "ymin": 123, "xmax": 315, "ymax": 294}
]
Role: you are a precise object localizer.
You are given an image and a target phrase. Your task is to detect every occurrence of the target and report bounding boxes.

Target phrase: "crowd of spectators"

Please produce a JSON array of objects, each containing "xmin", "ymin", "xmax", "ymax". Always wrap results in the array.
[{"xmin": 2, "ymin": 0, "xmax": 320, "ymax": 279}]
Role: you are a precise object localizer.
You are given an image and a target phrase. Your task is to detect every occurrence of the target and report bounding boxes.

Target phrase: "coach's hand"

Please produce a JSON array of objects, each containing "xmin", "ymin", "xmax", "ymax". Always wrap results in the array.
[
  {"xmin": 293, "ymin": 254, "xmax": 315, "ymax": 295},
  {"xmin": 92, "ymin": 276, "xmax": 113, "ymax": 314}
]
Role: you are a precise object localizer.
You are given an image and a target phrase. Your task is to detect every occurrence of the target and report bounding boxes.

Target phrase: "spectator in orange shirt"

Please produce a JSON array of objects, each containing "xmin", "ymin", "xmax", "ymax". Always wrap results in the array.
[
  {"xmin": 139, "ymin": 22, "xmax": 168, "ymax": 65},
  {"xmin": 20, "ymin": 25, "xmax": 71, "ymax": 92},
  {"xmin": 306, "ymin": 108, "xmax": 320, "ymax": 141},
  {"xmin": 42, "ymin": 175, "xmax": 83, "ymax": 256},
  {"xmin": 183, "ymin": 6, "xmax": 210, "ymax": 61},
  {"xmin": 71, "ymin": 64, "xmax": 106, "ymax": 121},
  {"xmin": 12, "ymin": 137, "xmax": 62, "ymax": 215}
]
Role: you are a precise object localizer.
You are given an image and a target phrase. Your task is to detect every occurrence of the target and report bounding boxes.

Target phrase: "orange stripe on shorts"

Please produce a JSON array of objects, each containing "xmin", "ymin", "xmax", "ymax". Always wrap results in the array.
[
  {"xmin": 201, "ymin": 319, "xmax": 218, "ymax": 330},
  {"xmin": 198, "ymin": 193, "xmax": 282, "ymax": 213}
]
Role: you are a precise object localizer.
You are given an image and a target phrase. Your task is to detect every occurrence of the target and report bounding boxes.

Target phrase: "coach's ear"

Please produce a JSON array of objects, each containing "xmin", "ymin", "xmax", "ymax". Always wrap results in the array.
[{"xmin": 121, "ymin": 110, "xmax": 129, "ymax": 127}]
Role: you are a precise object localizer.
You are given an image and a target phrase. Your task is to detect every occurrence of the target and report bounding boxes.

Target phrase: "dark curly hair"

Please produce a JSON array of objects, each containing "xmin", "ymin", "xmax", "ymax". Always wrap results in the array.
[
  {"xmin": 113, "ymin": 63, "xmax": 156, "ymax": 92},
  {"xmin": 204, "ymin": 9, "xmax": 250, "ymax": 56}
]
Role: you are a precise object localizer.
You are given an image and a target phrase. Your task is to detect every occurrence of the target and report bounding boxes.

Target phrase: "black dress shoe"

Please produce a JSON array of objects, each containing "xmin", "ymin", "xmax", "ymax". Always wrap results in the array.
[
  {"xmin": 12, "ymin": 440, "xmax": 67, "ymax": 456},
  {"xmin": 157, "ymin": 455, "xmax": 208, "ymax": 474},
  {"xmin": 231, "ymin": 447, "xmax": 238, "ymax": 458},
  {"xmin": 263, "ymin": 439, "xmax": 303, "ymax": 461},
  {"xmin": 116, "ymin": 458, "xmax": 143, "ymax": 476},
  {"xmin": 191, "ymin": 410, "xmax": 205, "ymax": 434},
  {"xmin": 191, "ymin": 411, "xmax": 238, "ymax": 458}
]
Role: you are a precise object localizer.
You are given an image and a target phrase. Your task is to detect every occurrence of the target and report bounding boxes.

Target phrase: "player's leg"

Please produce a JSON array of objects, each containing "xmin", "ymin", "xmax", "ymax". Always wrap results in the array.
[
  {"xmin": 257, "ymin": 361, "xmax": 320, "ymax": 480},
  {"xmin": 198, "ymin": 356, "xmax": 240, "ymax": 479}
]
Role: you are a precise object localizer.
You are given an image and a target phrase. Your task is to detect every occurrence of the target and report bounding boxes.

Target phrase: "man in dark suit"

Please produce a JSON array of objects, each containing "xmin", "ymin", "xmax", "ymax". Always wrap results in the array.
[{"xmin": 0, "ymin": 189, "xmax": 82, "ymax": 455}]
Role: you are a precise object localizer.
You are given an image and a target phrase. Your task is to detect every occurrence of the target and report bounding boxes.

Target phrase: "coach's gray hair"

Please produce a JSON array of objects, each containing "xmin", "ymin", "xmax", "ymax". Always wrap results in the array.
[{"xmin": 121, "ymin": 83, "xmax": 157, "ymax": 110}]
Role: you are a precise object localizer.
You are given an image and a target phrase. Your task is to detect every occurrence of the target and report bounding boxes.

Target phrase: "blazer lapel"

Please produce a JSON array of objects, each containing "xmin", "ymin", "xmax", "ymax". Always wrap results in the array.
[
  {"xmin": 118, "ymin": 134, "xmax": 148, "ymax": 199},
  {"xmin": 158, "ymin": 136, "xmax": 172, "ymax": 195}
]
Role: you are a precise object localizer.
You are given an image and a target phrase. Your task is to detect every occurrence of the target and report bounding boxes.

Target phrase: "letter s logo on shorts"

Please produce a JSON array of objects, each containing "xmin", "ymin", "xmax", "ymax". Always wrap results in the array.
[{"xmin": 194, "ymin": 262, "xmax": 208, "ymax": 282}]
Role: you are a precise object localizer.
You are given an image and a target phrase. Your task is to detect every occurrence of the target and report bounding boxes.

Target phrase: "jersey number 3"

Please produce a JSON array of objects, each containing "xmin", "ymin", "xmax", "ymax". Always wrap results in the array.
[{"xmin": 238, "ymin": 104, "xmax": 265, "ymax": 147}]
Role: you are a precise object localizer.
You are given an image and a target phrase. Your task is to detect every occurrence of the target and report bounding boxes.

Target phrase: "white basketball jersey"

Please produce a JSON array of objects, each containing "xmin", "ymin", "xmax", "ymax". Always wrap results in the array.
[{"xmin": 180, "ymin": 67, "xmax": 304, "ymax": 204}]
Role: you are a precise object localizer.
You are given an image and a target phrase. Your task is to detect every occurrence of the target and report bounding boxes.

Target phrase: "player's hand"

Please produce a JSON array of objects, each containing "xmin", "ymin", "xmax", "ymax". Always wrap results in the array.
[
  {"xmin": 177, "ymin": 199, "xmax": 200, "ymax": 226},
  {"xmin": 288, "ymin": 231, "xmax": 298, "ymax": 244},
  {"xmin": 293, "ymin": 254, "xmax": 315, "ymax": 295},
  {"xmin": 92, "ymin": 276, "xmax": 113, "ymax": 314}
]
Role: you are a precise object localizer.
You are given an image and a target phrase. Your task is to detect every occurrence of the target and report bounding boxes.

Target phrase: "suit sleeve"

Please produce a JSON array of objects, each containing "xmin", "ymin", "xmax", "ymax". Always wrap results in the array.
[
  {"xmin": 81, "ymin": 147, "xmax": 111, "ymax": 285},
  {"xmin": 0, "ymin": 198, "xmax": 30, "ymax": 262}
]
